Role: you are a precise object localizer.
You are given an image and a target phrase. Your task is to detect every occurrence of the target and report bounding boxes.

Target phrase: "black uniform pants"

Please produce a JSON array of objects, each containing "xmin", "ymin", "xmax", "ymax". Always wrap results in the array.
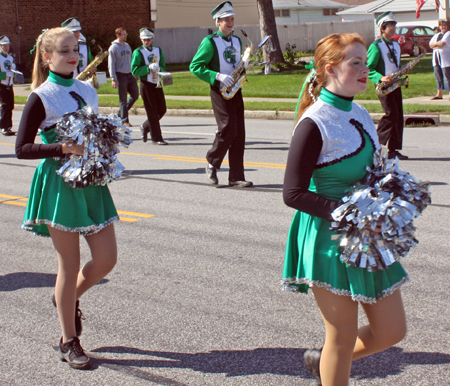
[
  {"xmin": 377, "ymin": 87, "xmax": 404, "ymax": 151},
  {"xmin": 0, "ymin": 84, "xmax": 14, "ymax": 129},
  {"xmin": 208, "ymin": 86, "xmax": 245, "ymax": 182},
  {"xmin": 141, "ymin": 80, "xmax": 166, "ymax": 142},
  {"xmin": 116, "ymin": 72, "xmax": 139, "ymax": 123}
]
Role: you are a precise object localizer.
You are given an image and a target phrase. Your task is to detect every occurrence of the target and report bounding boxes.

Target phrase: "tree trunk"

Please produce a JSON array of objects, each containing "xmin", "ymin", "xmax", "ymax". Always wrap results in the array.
[{"xmin": 256, "ymin": 0, "xmax": 284, "ymax": 64}]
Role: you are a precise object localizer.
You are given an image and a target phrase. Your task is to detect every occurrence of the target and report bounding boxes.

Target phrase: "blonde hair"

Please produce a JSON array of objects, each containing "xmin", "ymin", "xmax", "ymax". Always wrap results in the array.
[
  {"xmin": 295, "ymin": 33, "xmax": 366, "ymax": 126},
  {"xmin": 31, "ymin": 27, "xmax": 75, "ymax": 91}
]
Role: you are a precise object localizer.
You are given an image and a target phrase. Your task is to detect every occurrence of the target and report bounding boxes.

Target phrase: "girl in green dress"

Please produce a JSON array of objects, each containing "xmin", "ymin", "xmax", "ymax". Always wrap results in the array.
[
  {"xmin": 282, "ymin": 33, "xmax": 408, "ymax": 385},
  {"xmin": 16, "ymin": 28, "xmax": 118, "ymax": 370}
]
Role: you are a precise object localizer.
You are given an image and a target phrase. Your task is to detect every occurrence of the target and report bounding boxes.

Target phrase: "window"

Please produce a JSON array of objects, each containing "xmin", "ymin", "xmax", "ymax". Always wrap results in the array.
[
  {"xmin": 275, "ymin": 9, "xmax": 290, "ymax": 17},
  {"xmin": 323, "ymin": 8, "xmax": 339, "ymax": 16}
]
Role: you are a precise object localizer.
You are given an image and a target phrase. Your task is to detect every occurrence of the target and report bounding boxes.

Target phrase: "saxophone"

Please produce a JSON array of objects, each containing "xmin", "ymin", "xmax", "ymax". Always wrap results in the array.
[
  {"xmin": 220, "ymin": 30, "xmax": 253, "ymax": 100},
  {"xmin": 375, "ymin": 53, "xmax": 424, "ymax": 97},
  {"xmin": 76, "ymin": 40, "xmax": 109, "ymax": 89}
]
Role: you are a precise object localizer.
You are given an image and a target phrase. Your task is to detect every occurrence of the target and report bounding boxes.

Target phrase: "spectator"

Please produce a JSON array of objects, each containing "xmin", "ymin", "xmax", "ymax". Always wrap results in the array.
[{"xmin": 429, "ymin": 19, "xmax": 450, "ymax": 100}]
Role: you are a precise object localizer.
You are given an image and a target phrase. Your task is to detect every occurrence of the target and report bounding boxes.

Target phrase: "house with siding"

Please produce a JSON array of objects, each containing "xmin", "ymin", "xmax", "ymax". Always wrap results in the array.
[
  {"xmin": 337, "ymin": 0, "xmax": 439, "ymax": 33},
  {"xmin": 272, "ymin": 0, "xmax": 351, "ymax": 24}
]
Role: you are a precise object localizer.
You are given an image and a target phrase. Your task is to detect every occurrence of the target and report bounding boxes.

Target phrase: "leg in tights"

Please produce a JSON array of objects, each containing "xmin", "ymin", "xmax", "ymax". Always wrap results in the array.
[
  {"xmin": 312, "ymin": 287, "xmax": 359, "ymax": 386},
  {"xmin": 49, "ymin": 227, "xmax": 81, "ymax": 342},
  {"xmin": 353, "ymin": 290, "xmax": 406, "ymax": 360},
  {"xmin": 49, "ymin": 225, "xmax": 117, "ymax": 343},
  {"xmin": 312, "ymin": 287, "xmax": 407, "ymax": 386},
  {"xmin": 76, "ymin": 224, "xmax": 117, "ymax": 298}
]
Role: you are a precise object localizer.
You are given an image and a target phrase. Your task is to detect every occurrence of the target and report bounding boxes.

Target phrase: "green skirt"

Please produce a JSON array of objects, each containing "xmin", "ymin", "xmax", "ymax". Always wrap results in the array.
[
  {"xmin": 22, "ymin": 158, "xmax": 119, "ymax": 237},
  {"xmin": 282, "ymin": 210, "xmax": 409, "ymax": 304}
]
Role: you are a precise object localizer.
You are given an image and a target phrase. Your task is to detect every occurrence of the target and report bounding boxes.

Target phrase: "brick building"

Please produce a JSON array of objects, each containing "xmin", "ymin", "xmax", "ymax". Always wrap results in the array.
[{"xmin": 0, "ymin": 0, "xmax": 152, "ymax": 76}]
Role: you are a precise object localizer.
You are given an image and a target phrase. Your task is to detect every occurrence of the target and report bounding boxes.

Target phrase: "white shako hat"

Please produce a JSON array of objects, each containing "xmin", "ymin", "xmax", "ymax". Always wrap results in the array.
[
  {"xmin": 61, "ymin": 17, "xmax": 82, "ymax": 32},
  {"xmin": 140, "ymin": 28, "xmax": 154, "ymax": 39},
  {"xmin": 377, "ymin": 12, "xmax": 397, "ymax": 29},
  {"xmin": 211, "ymin": 1, "xmax": 235, "ymax": 20},
  {"xmin": 0, "ymin": 35, "xmax": 10, "ymax": 45}
]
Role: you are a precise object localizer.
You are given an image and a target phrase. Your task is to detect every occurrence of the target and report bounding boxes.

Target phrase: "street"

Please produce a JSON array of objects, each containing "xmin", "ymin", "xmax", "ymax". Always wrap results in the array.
[{"xmin": 1, "ymin": 112, "xmax": 449, "ymax": 385}]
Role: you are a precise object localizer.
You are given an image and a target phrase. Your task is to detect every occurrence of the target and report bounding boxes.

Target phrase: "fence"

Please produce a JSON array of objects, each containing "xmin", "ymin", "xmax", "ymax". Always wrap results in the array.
[{"xmin": 157, "ymin": 20, "xmax": 374, "ymax": 64}]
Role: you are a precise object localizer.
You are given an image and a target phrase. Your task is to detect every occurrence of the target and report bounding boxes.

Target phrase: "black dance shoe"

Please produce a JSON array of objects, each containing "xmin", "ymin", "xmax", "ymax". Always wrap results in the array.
[
  {"xmin": 58, "ymin": 337, "xmax": 91, "ymax": 370},
  {"xmin": 152, "ymin": 140, "xmax": 168, "ymax": 145},
  {"xmin": 1, "ymin": 128, "xmax": 15, "ymax": 136},
  {"xmin": 304, "ymin": 348, "xmax": 322, "ymax": 385}
]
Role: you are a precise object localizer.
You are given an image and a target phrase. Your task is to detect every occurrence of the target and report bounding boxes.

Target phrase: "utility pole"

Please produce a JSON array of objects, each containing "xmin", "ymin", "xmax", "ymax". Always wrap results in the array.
[{"xmin": 439, "ymin": 0, "xmax": 450, "ymax": 20}]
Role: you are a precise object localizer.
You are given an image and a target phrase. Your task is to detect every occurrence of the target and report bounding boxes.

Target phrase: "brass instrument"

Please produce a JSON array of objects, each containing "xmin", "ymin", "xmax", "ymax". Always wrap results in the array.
[
  {"xmin": 150, "ymin": 54, "xmax": 162, "ymax": 88},
  {"xmin": 76, "ymin": 40, "xmax": 109, "ymax": 89},
  {"xmin": 220, "ymin": 31, "xmax": 272, "ymax": 100},
  {"xmin": 375, "ymin": 53, "xmax": 424, "ymax": 97}
]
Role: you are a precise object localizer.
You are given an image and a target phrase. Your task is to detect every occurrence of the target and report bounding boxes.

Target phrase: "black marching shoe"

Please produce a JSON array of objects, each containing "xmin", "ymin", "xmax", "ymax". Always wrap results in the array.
[
  {"xmin": 388, "ymin": 150, "xmax": 409, "ymax": 160},
  {"xmin": 229, "ymin": 180, "xmax": 253, "ymax": 188},
  {"xmin": 58, "ymin": 337, "xmax": 91, "ymax": 370},
  {"xmin": 206, "ymin": 165, "xmax": 218, "ymax": 185},
  {"xmin": 152, "ymin": 140, "xmax": 168, "ymax": 145},
  {"xmin": 304, "ymin": 348, "xmax": 322, "ymax": 385},
  {"xmin": 140, "ymin": 125, "xmax": 148, "ymax": 143},
  {"xmin": 52, "ymin": 294, "xmax": 85, "ymax": 337},
  {"xmin": 1, "ymin": 127, "xmax": 15, "ymax": 136}
]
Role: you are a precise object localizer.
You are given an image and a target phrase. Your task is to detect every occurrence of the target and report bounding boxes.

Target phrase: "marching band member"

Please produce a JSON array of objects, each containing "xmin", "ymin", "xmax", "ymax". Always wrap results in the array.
[
  {"xmin": 190, "ymin": 1, "xmax": 252, "ymax": 187},
  {"xmin": 0, "ymin": 35, "xmax": 15, "ymax": 136},
  {"xmin": 61, "ymin": 17, "xmax": 94, "ymax": 77},
  {"xmin": 367, "ymin": 12, "xmax": 408, "ymax": 160},
  {"xmin": 131, "ymin": 28, "xmax": 168, "ymax": 145}
]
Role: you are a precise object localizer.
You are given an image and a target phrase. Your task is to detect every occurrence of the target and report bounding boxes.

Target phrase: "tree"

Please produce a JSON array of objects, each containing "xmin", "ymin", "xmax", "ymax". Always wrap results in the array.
[{"xmin": 256, "ymin": 0, "xmax": 284, "ymax": 64}]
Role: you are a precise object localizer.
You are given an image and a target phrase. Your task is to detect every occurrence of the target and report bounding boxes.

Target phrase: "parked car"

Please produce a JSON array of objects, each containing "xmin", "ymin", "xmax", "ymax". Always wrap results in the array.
[{"xmin": 393, "ymin": 25, "xmax": 435, "ymax": 57}]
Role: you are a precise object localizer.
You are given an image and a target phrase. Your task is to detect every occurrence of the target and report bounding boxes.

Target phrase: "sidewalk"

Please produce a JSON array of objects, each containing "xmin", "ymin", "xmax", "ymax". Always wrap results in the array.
[{"xmin": 13, "ymin": 84, "xmax": 450, "ymax": 123}]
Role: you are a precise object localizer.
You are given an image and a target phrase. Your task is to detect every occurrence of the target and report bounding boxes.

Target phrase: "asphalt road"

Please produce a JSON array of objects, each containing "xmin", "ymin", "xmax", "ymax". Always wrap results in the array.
[{"xmin": 1, "ymin": 113, "xmax": 449, "ymax": 385}]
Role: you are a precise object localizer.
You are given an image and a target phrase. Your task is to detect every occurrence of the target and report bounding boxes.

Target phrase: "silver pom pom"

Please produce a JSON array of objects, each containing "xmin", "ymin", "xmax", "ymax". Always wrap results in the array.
[
  {"xmin": 330, "ymin": 148, "xmax": 431, "ymax": 271},
  {"xmin": 55, "ymin": 107, "xmax": 133, "ymax": 189}
]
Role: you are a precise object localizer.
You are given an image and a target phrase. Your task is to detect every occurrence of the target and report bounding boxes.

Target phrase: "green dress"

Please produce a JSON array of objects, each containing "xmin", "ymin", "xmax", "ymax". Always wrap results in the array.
[
  {"xmin": 22, "ymin": 128, "xmax": 119, "ymax": 237},
  {"xmin": 282, "ymin": 91, "xmax": 408, "ymax": 304}
]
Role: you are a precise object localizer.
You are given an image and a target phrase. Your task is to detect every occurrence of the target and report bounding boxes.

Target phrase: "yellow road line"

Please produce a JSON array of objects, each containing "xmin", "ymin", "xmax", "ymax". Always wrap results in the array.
[
  {"xmin": 0, "ymin": 194, "xmax": 154, "ymax": 222},
  {"xmin": 1, "ymin": 201, "xmax": 27, "ymax": 207},
  {"xmin": 0, "ymin": 142, "xmax": 14, "ymax": 146},
  {"xmin": 120, "ymin": 151, "xmax": 286, "ymax": 169},
  {"xmin": 117, "ymin": 210, "xmax": 155, "ymax": 218},
  {"xmin": 118, "ymin": 217, "xmax": 140, "ymax": 222}
]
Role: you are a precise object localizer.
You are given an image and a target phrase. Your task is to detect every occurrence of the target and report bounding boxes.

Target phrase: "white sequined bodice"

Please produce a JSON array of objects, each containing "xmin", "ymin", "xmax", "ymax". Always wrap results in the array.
[
  {"xmin": 32, "ymin": 79, "xmax": 98, "ymax": 131},
  {"xmin": 298, "ymin": 99, "xmax": 380, "ymax": 167}
]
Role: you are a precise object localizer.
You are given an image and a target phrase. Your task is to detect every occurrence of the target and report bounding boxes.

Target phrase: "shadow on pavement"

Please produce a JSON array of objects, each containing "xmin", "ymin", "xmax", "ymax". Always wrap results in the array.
[
  {"xmin": 91, "ymin": 346, "xmax": 310, "ymax": 378},
  {"xmin": 351, "ymin": 346, "xmax": 450, "ymax": 380},
  {"xmin": 90, "ymin": 346, "xmax": 450, "ymax": 381},
  {"xmin": 0, "ymin": 272, "xmax": 108, "ymax": 291}
]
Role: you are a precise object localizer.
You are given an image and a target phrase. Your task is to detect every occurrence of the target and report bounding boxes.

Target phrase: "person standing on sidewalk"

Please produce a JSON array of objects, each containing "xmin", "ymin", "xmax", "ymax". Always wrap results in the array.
[
  {"xmin": 61, "ymin": 17, "xmax": 94, "ymax": 77},
  {"xmin": 367, "ymin": 12, "xmax": 408, "ymax": 160},
  {"xmin": 190, "ymin": 1, "xmax": 253, "ymax": 188},
  {"xmin": 108, "ymin": 27, "xmax": 138, "ymax": 127},
  {"xmin": 0, "ymin": 35, "xmax": 15, "ymax": 136},
  {"xmin": 131, "ymin": 28, "xmax": 167, "ymax": 145},
  {"xmin": 429, "ymin": 19, "xmax": 450, "ymax": 100}
]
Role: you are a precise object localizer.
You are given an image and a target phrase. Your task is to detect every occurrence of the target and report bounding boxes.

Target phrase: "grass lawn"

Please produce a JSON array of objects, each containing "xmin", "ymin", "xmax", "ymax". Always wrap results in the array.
[
  {"xmin": 15, "ymin": 57, "xmax": 448, "ymax": 113},
  {"xmin": 95, "ymin": 56, "xmax": 438, "ymax": 100}
]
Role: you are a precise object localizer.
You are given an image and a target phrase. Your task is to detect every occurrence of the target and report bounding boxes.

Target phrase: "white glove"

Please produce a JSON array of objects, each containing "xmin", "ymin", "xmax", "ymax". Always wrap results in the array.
[
  {"xmin": 149, "ymin": 63, "xmax": 160, "ymax": 72},
  {"xmin": 11, "ymin": 63, "xmax": 16, "ymax": 71},
  {"xmin": 216, "ymin": 73, "xmax": 234, "ymax": 88}
]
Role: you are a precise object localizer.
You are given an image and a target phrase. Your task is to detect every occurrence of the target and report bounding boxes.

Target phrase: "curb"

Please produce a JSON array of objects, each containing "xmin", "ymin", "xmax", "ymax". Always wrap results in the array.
[{"xmin": 13, "ymin": 104, "xmax": 450, "ymax": 124}]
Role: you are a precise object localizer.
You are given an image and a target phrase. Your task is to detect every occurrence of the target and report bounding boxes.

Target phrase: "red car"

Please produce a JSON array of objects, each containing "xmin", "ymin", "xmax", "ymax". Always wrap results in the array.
[{"xmin": 393, "ymin": 25, "xmax": 435, "ymax": 57}]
